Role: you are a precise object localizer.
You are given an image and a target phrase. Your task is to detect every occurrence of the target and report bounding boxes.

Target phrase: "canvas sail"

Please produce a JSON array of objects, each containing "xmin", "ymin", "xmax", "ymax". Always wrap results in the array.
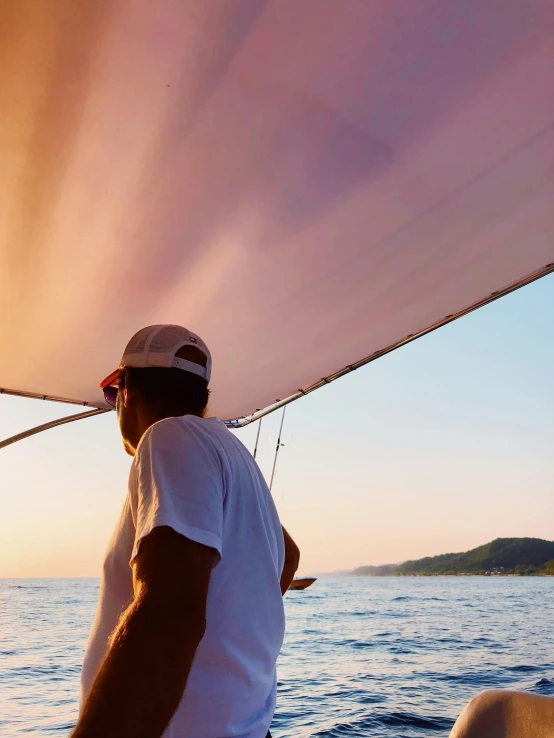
[{"xmin": 1, "ymin": 0, "xmax": 553, "ymax": 422}]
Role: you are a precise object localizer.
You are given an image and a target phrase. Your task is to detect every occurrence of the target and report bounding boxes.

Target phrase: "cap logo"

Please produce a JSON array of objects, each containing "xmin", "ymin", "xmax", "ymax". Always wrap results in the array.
[{"xmin": 190, "ymin": 337, "xmax": 198, "ymax": 344}]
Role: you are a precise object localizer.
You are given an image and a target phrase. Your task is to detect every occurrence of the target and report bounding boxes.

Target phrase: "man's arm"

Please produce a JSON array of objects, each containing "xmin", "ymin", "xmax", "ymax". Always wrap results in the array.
[
  {"xmin": 280, "ymin": 526, "xmax": 300, "ymax": 595},
  {"xmin": 72, "ymin": 526, "xmax": 216, "ymax": 738}
]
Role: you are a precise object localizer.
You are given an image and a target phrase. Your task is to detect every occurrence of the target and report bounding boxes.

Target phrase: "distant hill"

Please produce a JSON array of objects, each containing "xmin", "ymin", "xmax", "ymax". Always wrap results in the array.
[
  {"xmin": 351, "ymin": 538, "xmax": 554, "ymax": 576},
  {"xmin": 351, "ymin": 564, "xmax": 399, "ymax": 576}
]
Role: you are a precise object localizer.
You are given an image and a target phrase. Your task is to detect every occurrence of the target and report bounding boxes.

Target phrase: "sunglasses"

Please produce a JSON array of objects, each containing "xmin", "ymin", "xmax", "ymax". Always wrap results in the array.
[{"xmin": 103, "ymin": 371, "xmax": 125, "ymax": 407}]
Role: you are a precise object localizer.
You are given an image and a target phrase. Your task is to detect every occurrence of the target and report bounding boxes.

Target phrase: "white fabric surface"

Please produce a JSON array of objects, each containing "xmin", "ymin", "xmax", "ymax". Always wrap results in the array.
[
  {"xmin": 80, "ymin": 415, "xmax": 285, "ymax": 738},
  {"xmin": 1, "ymin": 1, "xmax": 553, "ymax": 420}
]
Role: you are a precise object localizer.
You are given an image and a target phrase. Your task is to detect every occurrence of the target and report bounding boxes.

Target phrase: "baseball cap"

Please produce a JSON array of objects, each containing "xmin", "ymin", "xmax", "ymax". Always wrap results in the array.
[{"xmin": 100, "ymin": 324, "xmax": 212, "ymax": 389}]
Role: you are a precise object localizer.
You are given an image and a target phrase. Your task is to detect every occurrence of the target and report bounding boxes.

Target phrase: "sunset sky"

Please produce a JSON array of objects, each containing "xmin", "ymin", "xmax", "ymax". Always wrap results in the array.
[{"xmin": 1, "ymin": 274, "xmax": 552, "ymax": 578}]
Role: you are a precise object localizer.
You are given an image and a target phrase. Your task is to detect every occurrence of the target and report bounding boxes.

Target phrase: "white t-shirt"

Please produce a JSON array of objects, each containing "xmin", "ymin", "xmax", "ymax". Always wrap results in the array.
[{"xmin": 80, "ymin": 415, "xmax": 285, "ymax": 738}]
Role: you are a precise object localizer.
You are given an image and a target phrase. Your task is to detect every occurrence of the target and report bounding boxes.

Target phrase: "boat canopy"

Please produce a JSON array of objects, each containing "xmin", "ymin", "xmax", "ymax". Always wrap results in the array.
[{"xmin": 1, "ymin": 0, "xmax": 553, "ymax": 425}]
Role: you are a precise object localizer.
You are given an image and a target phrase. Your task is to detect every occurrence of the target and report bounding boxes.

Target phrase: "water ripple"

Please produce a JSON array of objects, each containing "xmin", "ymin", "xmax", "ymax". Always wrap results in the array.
[{"xmin": 2, "ymin": 577, "xmax": 554, "ymax": 736}]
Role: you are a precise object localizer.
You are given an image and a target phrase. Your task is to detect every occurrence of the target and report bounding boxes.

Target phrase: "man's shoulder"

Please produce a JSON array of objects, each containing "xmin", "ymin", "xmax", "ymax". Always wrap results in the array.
[
  {"xmin": 182, "ymin": 416, "xmax": 236, "ymax": 446},
  {"xmin": 137, "ymin": 416, "xmax": 215, "ymax": 459},
  {"xmin": 133, "ymin": 417, "xmax": 230, "ymax": 486},
  {"xmin": 138, "ymin": 415, "xmax": 186, "ymax": 447}
]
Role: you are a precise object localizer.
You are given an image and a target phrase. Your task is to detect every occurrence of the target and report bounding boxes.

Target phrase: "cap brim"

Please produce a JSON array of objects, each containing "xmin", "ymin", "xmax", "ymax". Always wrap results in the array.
[{"xmin": 100, "ymin": 368, "xmax": 121, "ymax": 389}]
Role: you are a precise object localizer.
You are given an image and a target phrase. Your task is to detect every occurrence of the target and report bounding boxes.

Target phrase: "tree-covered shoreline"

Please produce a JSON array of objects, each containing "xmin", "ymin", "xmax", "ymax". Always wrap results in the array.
[{"xmin": 352, "ymin": 538, "xmax": 554, "ymax": 577}]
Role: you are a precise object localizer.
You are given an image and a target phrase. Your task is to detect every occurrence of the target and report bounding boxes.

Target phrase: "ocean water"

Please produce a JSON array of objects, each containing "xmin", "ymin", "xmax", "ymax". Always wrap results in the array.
[{"xmin": 1, "ymin": 577, "xmax": 554, "ymax": 737}]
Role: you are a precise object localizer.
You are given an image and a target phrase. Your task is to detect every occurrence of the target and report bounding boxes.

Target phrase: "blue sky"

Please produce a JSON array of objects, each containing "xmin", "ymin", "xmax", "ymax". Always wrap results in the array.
[{"xmin": 0, "ymin": 274, "xmax": 552, "ymax": 577}]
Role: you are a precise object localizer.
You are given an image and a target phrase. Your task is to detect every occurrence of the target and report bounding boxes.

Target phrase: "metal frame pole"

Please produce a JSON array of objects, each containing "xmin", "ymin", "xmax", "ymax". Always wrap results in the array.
[
  {"xmin": 269, "ymin": 406, "xmax": 286, "ymax": 491},
  {"xmin": 0, "ymin": 408, "xmax": 110, "ymax": 450},
  {"xmin": 253, "ymin": 417, "xmax": 263, "ymax": 459}
]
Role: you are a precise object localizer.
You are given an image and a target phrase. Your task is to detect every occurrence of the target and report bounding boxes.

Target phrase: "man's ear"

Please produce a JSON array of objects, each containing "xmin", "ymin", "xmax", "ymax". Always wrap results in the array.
[{"xmin": 123, "ymin": 384, "xmax": 137, "ymax": 409}]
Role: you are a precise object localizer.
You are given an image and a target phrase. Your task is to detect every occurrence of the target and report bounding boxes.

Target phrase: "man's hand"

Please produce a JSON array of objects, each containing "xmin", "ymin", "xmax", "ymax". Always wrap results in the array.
[
  {"xmin": 280, "ymin": 527, "xmax": 300, "ymax": 595},
  {"xmin": 72, "ymin": 526, "xmax": 216, "ymax": 738}
]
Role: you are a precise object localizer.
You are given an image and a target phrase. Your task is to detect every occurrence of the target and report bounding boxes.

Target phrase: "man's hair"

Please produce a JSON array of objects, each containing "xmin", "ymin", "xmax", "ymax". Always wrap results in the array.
[{"xmin": 123, "ymin": 345, "xmax": 210, "ymax": 418}]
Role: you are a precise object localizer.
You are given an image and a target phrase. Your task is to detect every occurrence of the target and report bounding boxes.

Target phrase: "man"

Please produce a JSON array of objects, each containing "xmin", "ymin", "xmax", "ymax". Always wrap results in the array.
[{"xmin": 73, "ymin": 324, "xmax": 300, "ymax": 738}]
